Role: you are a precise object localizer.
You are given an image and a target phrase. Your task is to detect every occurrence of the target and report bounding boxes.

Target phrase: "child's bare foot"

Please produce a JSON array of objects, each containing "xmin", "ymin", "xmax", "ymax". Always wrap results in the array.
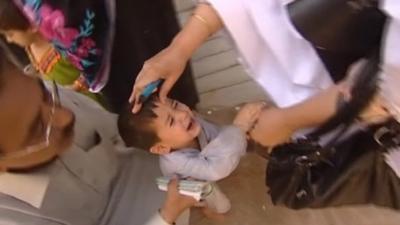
[{"xmin": 201, "ymin": 206, "xmax": 227, "ymax": 222}]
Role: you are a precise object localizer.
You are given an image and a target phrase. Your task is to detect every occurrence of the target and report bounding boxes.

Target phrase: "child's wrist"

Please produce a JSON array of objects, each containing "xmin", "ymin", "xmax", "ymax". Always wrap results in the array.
[{"xmin": 233, "ymin": 122, "xmax": 251, "ymax": 134}]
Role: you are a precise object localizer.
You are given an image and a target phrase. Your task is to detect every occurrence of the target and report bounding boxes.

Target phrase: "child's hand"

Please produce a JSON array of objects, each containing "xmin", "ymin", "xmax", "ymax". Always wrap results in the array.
[{"xmin": 233, "ymin": 102, "xmax": 266, "ymax": 133}]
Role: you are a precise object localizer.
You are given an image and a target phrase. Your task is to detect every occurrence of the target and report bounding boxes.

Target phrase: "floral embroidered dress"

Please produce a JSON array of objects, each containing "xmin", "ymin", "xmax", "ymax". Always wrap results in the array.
[
  {"xmin": 14, "ymin": 0, "xmax": 114, "ymax": 93},
  {"xmin": 25, "ymin": 44, "xmax": 106, "ymax": 106}
]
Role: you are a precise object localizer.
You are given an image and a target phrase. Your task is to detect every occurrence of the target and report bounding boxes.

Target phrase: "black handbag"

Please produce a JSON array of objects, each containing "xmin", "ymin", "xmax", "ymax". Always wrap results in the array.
[{"xmin": 266, "ymin": 50, "xmax": 381, "ymax": 209}]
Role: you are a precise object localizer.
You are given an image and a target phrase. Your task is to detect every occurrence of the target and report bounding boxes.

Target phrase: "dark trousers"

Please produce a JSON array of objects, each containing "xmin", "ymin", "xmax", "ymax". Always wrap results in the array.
[{"xmin": 287, "ymin": 0, "xmax": 386, "ymax": 82}]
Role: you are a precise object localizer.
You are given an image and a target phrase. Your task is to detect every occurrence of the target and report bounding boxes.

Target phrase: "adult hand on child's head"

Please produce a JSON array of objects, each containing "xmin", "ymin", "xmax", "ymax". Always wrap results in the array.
[
  {"xmin": 249, "ymin": 107, "xmax": 295, "ymax": 148},
  {"xmin": 160, "ymin": 178, "xmax": 197, "ymax": 224},
  {"xmin": 233, "ymin": 102, "xmax": 267, "ymax": 133},
  {"xmin": 130, "ymin": 45, "xmax": 189, "ymax": 113}
]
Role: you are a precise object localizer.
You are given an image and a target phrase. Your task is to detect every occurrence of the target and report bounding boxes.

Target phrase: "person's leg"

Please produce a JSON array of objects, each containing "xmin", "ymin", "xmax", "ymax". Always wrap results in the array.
[{"xmin": 203, "ymin": 183, "xmax": 231, "ymax": 213}]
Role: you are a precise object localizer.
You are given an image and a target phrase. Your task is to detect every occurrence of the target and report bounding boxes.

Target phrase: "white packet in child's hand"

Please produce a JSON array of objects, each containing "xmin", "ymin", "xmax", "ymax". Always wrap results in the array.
[{"xmin": 156, "ymin": 176, "xmax": 212, "ymax": 201}]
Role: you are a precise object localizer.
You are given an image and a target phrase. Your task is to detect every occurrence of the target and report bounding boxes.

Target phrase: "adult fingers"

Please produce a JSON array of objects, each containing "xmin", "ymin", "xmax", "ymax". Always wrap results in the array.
[
  {"xmin": 167, "ymin": 178, "xmax": 180, "ymax": 194},
  {"xmin": 159, "ymin": 75, "xmax": 179, "ymax": 103},
  {"xmin": 130, "ymin": 86, "xmax": 144, "ymax": 113}
]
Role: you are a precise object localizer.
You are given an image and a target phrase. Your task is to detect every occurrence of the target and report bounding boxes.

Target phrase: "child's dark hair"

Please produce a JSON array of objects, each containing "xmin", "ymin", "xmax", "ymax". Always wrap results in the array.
[
  {"xmin": 118, "ymin": 93, "xmax": 160, "ymax": 151},
  {"xmin": 0, "ymin": 1, "xmax": 31, "ymax": 31}
]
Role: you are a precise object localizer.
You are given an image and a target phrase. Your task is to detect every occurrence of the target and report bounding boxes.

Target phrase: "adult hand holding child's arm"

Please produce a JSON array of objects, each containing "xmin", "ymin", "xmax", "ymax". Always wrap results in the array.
[
  {"xmin": 249, "ymin": 107, "xmax": 295, "ymax": 147},
  {"xmin": 233, "ymin": 102, "xmax": 267, "ymax": 134},
  {"xmin": 249, "ymin": 84, "xmax": 346, "ymax": 147}
]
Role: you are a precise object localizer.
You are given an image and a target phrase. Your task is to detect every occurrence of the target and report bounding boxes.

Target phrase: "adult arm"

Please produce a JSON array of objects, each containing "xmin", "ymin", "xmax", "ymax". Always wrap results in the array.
[
  {"xmin": 144, "ymin": 179, "xmax": 196, "ymax": 225},
  {"xmin": 250, "ymin": 84, "xmax": 344, "ymax": 147},
  {"xmin": 130, "ymin": 2, "xmax": 223, "ymax": 113}
]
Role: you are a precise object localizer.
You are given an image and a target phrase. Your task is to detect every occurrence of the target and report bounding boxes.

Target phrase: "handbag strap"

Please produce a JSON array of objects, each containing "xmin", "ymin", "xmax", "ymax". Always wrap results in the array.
[
  {"xmin": 373, "ymin": 118, "xmax": 400, "ymax": 149},
  {"xmin": 307, "ymin": 48, "xmax": 381, "ymax": 143}
]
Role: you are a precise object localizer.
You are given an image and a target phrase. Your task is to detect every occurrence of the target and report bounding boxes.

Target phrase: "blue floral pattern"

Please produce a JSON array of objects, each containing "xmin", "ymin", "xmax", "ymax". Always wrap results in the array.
[{"xmin": 14, "ymin": 0, "xmax": 109, "ymax": 88}]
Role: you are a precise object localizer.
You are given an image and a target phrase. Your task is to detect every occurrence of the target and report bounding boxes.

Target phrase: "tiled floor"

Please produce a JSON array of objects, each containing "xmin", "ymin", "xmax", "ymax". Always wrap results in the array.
[{"xmin": 173, "ymin": 0, "xmax": 268, "ymax": 110}]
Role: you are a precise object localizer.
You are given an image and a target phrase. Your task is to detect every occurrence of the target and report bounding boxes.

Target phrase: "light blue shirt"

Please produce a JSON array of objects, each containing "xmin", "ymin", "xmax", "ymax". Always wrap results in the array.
[{"xmin": 159, "ymin": 118, "xmax": 247, "ymax": 181}]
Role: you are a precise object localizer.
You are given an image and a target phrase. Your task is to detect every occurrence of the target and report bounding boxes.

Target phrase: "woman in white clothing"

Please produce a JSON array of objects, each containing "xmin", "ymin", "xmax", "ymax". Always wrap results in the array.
[
  {"xmin": 245, "ymin": 0, "xmax": 400, "ymax": 209},
  {"xmin": 130, "ymin": 0, "xmax": 384, "ymax": 111},
  {"xmin": 130, "ymin": 0, "xmax": 400, "ymax": 210}
]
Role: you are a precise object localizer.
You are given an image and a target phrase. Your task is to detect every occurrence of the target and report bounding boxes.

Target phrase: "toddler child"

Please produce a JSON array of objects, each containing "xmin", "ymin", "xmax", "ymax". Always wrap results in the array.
[{"xmin": 118, "ymin": 93, "xmax": 264, "ymax": 214}]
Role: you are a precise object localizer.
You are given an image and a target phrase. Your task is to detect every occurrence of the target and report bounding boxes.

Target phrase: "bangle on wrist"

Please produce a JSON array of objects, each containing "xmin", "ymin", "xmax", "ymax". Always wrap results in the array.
[
  {"xmin": 192, "ymin": 14, "xmax": 212, "ymax": 35},
  {"xmin": 197, "ymin": 0, "xmax": 210, "ymax": 4}
]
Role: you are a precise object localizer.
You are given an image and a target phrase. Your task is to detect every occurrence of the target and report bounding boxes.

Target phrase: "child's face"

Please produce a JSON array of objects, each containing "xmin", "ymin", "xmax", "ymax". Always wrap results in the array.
[
  {"xmin": 151, "ymin": 98, "xmax": 201, "ymax": 150},
  {"xmin": 0, "ymin": 29, "xmax": 36, "ymax": 47}
]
